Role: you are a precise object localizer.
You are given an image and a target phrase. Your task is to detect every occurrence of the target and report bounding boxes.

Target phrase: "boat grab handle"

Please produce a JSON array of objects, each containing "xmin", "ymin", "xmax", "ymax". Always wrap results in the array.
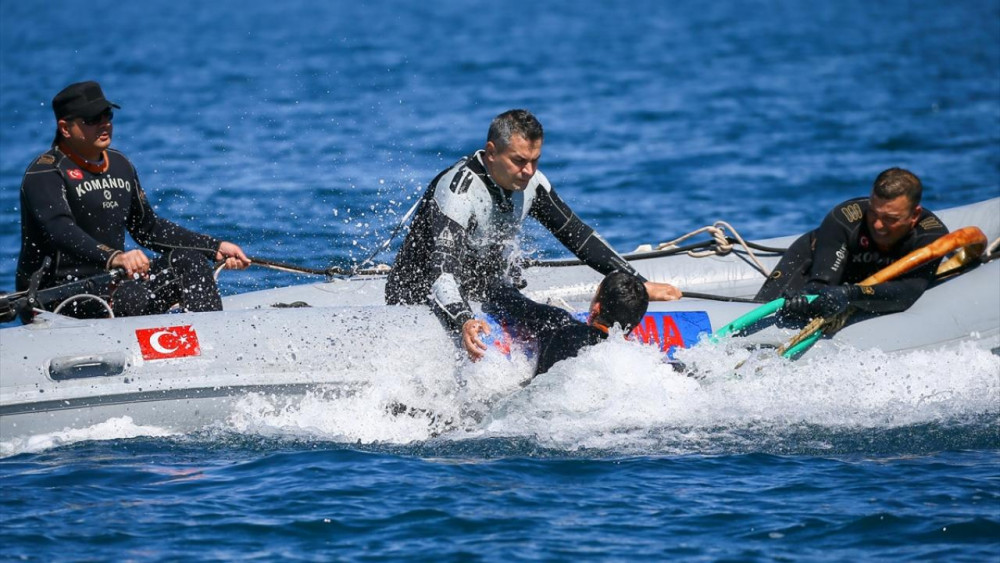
[{"xmin": 48, "ymin": 353, "xmax": 130, "ymax": 381}]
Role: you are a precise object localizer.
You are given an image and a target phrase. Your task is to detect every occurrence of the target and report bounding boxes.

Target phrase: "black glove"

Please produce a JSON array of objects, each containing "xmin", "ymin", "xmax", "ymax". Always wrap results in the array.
[{"xmin": 783, "ymin": 285, "xmax": 859, "ymax": 319}]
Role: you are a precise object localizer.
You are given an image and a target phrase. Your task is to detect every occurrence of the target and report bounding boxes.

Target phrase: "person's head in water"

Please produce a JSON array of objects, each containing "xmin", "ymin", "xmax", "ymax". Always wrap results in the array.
[
  {"xmin": 588, "ymin": 271, "xmax": 649, "ymax": 332},
  {"xmin": 483, "ymin": 109, "xmax": 544, "ymax": 192}
]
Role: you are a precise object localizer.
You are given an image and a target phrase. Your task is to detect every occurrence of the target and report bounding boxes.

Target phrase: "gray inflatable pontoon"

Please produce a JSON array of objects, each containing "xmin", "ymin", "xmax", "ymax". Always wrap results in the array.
[{"xmin": 2, "ymin": 198, "xmax": 997, "ymax": 440}]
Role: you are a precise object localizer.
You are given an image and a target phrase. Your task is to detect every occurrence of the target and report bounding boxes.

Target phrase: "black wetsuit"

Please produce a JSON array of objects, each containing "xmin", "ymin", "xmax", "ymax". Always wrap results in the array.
[
  {"xmin": 755, "ymin": 197, "xmax": 949, "ymax": 314},
  {"xmin": 16, "ymin": 145, "xmax": 223, "ymax": 318},
  {"xmin": 386, "ymin": 150, "xmax": 643, "ymax": 330},
  {"xmin": 483, "ymin": 285, "xmax": 606, "ymax": 377}
]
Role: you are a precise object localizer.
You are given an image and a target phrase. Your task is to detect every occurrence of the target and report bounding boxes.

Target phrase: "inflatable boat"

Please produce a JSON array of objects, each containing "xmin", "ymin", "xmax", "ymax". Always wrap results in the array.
[{"xmin": 2, "ymin": 198, "xmax": 997, "ymax": 440}]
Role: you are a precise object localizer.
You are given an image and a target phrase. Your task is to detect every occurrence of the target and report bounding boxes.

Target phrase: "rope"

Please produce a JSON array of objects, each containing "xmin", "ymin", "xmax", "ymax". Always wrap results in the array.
[
  {"xmin": 987, "ymin": 236, "xmax": 1000, "ymax": 258},
  {"xmin": 352, "ymin": 195, "xmax": 425, "ymax": 275},
  {"xmin": 636, "ymin": 221, "xmax": 773, "ymax": 277},
  {"xmin": 52, "ymin": 293, "xmax": 115, "ymax": 318}
]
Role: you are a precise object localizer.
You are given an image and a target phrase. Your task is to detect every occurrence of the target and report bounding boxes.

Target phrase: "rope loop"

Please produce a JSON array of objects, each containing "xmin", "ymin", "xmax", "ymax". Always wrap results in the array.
[{"xmin": 644, "ymin": 221, "xmax": 771, "ymax": 277}]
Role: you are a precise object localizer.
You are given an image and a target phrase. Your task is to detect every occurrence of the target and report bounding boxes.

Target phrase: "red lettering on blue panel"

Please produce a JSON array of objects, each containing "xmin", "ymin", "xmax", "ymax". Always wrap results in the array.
[
  {"xmin": 571, "ymin": 311, "xmax": 712, "ymax": 357},
  {"xmin": 631, "ymin": 312, "xmax": 713, "ymax": 357}
]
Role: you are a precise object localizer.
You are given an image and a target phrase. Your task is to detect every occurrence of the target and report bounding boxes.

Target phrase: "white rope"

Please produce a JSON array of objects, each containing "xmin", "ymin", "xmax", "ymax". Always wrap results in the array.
[
  {"xmin": 988, "ymin": 236, "xmax": 1000, "ymax": 257},
  {"xmin": 634, "ymin": 221, "xmax": 772, "ymax": 277},
  {"xmin": 52, "ymin": 293, "xmax": 115, "ymax": 318}
]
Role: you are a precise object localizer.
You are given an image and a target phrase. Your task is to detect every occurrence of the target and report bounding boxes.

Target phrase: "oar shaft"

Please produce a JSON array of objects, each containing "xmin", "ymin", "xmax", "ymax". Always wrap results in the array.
[
  {"xmin": 858, "ymin": 226, "xmax": 987, "ymax": 285},
  {"xmin": 249, "ymin": 257, "xmax": 331, "ymax": 277}
]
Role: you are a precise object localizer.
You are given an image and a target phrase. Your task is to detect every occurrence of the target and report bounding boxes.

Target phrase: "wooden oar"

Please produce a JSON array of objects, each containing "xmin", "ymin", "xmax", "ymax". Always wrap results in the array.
[{"xmin": 776, "ymin": 225, "xmax": 988, "ymax": 358}]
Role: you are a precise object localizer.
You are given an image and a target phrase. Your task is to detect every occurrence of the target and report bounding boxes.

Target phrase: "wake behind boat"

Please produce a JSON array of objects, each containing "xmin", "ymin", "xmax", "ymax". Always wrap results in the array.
[{"xmin": 1, "ymin": 198, "xmax": 998, "ymax": 441}]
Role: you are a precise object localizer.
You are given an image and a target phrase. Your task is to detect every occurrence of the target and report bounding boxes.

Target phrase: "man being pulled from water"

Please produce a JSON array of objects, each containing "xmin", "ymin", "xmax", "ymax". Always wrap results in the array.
[
  {"xmin": 386, "ymin": 109, "xmax": 680, "ymax": 359},
  {"xmin": 755, "ymin": 167, "xmax": 949, "ymax": 319},
  {"xmin": 15, "ymin": 81, "xmax": 251, "ymax": 321},
  {"xmin": 484, "ymin": 271, "xmax": 650, "ymax": 378}
]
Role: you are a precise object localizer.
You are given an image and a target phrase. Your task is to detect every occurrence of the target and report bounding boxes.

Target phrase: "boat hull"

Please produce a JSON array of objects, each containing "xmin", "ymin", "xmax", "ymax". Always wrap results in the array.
[{"xmin": 2, "ymin": 198, "xmax": 998, "ymax": 440}]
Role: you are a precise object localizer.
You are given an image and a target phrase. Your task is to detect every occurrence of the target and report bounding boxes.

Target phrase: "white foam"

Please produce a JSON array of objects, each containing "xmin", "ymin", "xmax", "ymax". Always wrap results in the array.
[
  {"xmin": 0, "ymin": 416, "xmax": 177, "ymax": 457},
  {"xmin": 477, "ymin": 335, "xmax": 1000, "ymax": 452},
  {"xmin": 5, "ymin": 335, "xmax": 996, "ymax": 454},
  {"xmin": 223, "ymin": 342, "xmax": 532, "ymax": 443}
]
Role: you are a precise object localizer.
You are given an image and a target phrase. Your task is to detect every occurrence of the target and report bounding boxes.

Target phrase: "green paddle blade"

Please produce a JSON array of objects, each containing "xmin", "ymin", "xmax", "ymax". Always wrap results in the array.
[
  {"xmin": 710, "ymin": 295, "xmax": 817, "ymax": 343},
  {"xmin": 710, "ymin": 298, "xmax": 785, "ymax": 342}
]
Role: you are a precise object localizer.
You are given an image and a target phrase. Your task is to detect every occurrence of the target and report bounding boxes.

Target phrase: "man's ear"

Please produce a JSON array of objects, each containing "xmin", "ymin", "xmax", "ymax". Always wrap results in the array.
[
  {"xmin": 484, "ymin": 141, "xmax": 496, "ymax": 160},
  {"xmin": 57, "ymin": 119, "xmax": 71, "ymax": 140},
  {"xmin": 588, "ymin": 301, "xmax": 601, "ymax": 324},
  {"xmin": 910, "ymin": 204, "xmax": 923, "ymax": 226}
]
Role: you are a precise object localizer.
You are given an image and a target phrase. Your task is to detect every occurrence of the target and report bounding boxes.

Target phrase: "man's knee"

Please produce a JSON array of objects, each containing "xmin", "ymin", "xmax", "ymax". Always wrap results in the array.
[
  {"xmin": 385, "ymin": 273, "xmax": 425, "ymax": 305},
  {"xmin": 111, "ymin": 280, "xmax": 152, "ymax": 317},
  {"xmin": 166, "ymin": 248, "xmax": 213, "ymax": 276},
  {"xmin": 755, "ymin": 232, "xmax": 815, "ymax": 302}
]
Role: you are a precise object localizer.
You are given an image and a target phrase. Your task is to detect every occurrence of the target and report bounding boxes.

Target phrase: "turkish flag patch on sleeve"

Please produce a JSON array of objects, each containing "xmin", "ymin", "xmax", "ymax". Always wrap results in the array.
[{"xmin": 135, "ymin": 325, "xmax": 201, "ymax": 360}]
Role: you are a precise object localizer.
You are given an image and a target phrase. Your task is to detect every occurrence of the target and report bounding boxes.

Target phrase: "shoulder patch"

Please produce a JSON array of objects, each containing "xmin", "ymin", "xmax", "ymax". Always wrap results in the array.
[
  {"xmin": 438, "ymin": 225, "xmax": 456, "ymax": 249},
  {"xmin": 449, "ymin": 170, "xmax": 475, "ymax": 194},
  {"xmin": 36, "ymin": 154, "xmax": 55, "ymax": 165},
  {"xmin": 918, "ymin": 216, "xmax": 944, "ymax": 231},
  {"xmin": 840, "ymin": 203, "xmax": 864, "ymax": 223}
]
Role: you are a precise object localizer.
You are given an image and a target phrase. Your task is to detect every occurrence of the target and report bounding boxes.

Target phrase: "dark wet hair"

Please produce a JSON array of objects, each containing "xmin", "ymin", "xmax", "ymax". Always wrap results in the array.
[
  {"xmin": 872, "ymin": 167, "xmax": 922, "ymax": 209},
  {"xmin": 593, "ymin": 271, "xmax": 649, "ymax": 332},
  {"xmin": 487, "ymin": 109, "xmax": 544, "ymax": 149}
]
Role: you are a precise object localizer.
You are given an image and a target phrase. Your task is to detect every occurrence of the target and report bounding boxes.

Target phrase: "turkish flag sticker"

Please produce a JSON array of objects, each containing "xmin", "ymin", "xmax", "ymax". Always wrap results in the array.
[
  {"xmin": 136, "ymin": 325, "xmax": 201, "ymax": 360},
  {"xmin": 67, "ymin": 169, "xmax": 84, "ymax": 180}
]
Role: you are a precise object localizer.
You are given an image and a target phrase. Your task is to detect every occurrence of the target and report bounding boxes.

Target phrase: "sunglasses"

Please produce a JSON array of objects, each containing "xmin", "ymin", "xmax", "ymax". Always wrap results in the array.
[{"xmin": 79, "ymin": 110, "xmax": 114, "ymax": 126}]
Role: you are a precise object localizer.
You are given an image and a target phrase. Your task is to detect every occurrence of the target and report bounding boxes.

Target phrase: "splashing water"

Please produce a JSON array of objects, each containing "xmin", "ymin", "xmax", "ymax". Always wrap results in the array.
[
  {"xmin": 0, "ymin": 417, "xmax": 177, "ymax": 457},
  {"xmin": 3, "ymin": 335, "xmax": 996, "ymax": 457}
]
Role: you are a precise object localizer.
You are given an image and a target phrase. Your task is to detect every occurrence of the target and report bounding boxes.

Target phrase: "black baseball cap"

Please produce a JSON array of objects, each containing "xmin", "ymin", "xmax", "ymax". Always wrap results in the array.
[{"xmin": 52, "ymin": 81, "xmax": 120, "ymax": 121}]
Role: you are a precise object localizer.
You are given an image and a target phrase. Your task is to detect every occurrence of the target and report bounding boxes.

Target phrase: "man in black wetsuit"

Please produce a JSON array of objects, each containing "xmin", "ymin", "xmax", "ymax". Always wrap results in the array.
[
  {"xmin": 386, "ymin": 109, "xmax": 680, "ymax": 359},
  {"xmin": 16, "ymin": 81, "xmax": 251, "ymax": 321},
  {"xmin": 484, "ymin": 271, "xmax": 649, "ymax": 377},
  {"xmin": 755, "ymin": 167, "xmax": 949, "ymax": 319}
]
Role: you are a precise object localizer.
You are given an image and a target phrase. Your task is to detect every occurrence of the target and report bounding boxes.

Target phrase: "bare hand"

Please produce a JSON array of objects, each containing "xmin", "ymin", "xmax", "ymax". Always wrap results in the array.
[
  {"xmin": 111, "ymin": 249, "xmax": 150, "ymax": 279},
  {"xmin": 645, "ymin": 281, "xmax": 682, "ymax": 301},
  {"xmin": 461, "ymin": 318, "xmax": 490, "ymax": 361},
  {"xmin": 215, "ymin": 241, "xmax": 252, "ymax": 270}
]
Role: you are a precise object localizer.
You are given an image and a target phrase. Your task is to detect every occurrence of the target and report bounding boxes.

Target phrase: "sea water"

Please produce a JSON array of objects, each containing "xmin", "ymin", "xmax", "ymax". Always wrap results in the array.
[{"xmin": 1, "ymin": 0, "xmax": 999, "ymax": 560}]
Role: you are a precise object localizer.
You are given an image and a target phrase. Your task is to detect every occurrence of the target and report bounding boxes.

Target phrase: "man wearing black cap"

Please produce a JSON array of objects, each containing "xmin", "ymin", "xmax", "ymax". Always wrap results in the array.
[{"xmin": 15, "ymin": 80, "xmax": 251, "ymax": 321}]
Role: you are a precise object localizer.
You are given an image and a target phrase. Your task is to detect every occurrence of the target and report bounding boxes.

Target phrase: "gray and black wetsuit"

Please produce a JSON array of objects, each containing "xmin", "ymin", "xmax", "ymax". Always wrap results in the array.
[{"xmin": 386, "ymin": 150, "xmax": 643, "ymax": 330}]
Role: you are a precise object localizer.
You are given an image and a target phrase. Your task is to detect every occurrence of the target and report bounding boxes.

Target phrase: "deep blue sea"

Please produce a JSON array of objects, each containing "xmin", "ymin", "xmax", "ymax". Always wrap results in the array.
[{"xmin": 2, "ymin": 0, "xmax": 999, "ymax": 560}]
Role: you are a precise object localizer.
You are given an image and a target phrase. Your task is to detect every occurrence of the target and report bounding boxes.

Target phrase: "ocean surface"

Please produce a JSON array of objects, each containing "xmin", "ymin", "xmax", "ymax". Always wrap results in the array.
[{"xmin": 2, "ymin": 0, "xmax": 999, "ymax": 560}]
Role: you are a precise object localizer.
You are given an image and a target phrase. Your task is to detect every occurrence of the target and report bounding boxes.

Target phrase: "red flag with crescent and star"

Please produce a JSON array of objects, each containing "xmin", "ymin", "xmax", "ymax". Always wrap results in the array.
[{"xmin": 135, "ymin": 325, "xmax": 201, "ymax": 360}]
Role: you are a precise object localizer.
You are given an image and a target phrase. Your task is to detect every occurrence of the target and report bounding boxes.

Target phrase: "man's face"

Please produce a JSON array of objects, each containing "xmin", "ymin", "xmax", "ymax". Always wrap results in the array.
[
  {"xmin": 484, "ymin": 134, "xmax": 542, "ymax": 191},
  {"xmin": 867, "ymin": 194, "xmax": 920, "ymax": 251},
  {"xmin": 59, "ymin": 109, "xmax": 113, "ymax": 157}
]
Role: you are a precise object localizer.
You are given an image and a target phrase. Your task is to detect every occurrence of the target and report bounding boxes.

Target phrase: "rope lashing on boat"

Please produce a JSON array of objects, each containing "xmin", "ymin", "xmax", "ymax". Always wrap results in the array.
[
  {"xmin": 633, "ymin": 221, "xmax": 773, "ymax": 277},
  {"xmin": 52, "ymin": 293, "xmax": 114, "ymax": 318},
  {"xmin": 987, "ymin": 236, "xmax": 1000, "ymax": 260},
  {"xmin": 351, "ymin": 196, "xmax": 424, "ymax": 275}
]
